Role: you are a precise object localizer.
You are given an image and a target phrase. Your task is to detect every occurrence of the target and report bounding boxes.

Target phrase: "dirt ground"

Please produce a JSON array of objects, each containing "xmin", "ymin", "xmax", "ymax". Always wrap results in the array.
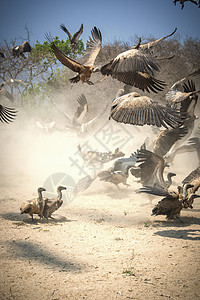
[
  {"xmin": 0, "ymin": 114, "xmax": 200, "ymax": 300},
  {"xmin": 1, "ymin": 173, "xmax": 200, "ymax": 300}
]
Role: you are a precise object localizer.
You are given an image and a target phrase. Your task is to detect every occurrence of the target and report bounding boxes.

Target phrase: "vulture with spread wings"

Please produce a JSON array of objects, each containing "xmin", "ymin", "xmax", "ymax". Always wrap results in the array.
[
  {"xmin": 153, "ymin": 126, "xmax": 189, "ymax": 158},
  {"xmin": 159, "ymin": 79, "xmax": 200, "ymax": 162},
  {"xmin": 132, "ymin": 149, "xmax": 176, "ymax": 188},
  {"xmin": 173, "ymin": 0, "xmax": 200, "ymax": 9},
  {"xmin": 60, "ymin": 23, "xmax": 83, "ymax": 49},
  {"xmin": 165, "ymin": 71, "xmax": 200, "ymax": 105},
  {"xmin": 99, "ymin": 28, "xmax": 177, "ymax": 93},
  {"xmin": 12, "ymin": 41, "xmax": 31, "ymax": 59},
  {"xmin": 53, "ymin": 94, "xmax": 107, "ymax": 134},
  {"xmin": 109, "ymin": 92, "xmax": 184, "ymax": 129},
  {"xmin": 46, "ymin": 27, "xmax": 102, "ymax": 85},
  {"xmin": 138, "ymin": 184, "xmax": 189, "ymax": 219}
]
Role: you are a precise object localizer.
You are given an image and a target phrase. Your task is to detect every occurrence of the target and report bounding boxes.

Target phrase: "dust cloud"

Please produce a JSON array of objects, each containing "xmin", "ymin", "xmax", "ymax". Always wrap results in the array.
[{"xmin": 0, "ymin": 75, "xmax": 199, "ymax": 204}]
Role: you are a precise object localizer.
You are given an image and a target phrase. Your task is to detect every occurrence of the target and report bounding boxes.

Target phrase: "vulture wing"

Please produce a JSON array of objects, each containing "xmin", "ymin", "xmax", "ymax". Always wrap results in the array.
[
  {"xmin": 139, "ymin": 28, "xmax": 177, "ymax": 50},
  {"xmin": 137, "ymin": 183, "xmax": 173, "ymax": 197},
  {"xmin": 84, "ymin": 27, "xmax": 102, "ymax": 66},
  {"xmin": 110, "ymin": 71, "xmax": 166, "ymax": 93},
  {"xmin": 22, "ymin": 41, "xmax": 31, "ymax": 53},
  {"xmin": 101, "ymin": 48, "xmax": 159, "ymax": 76},
  {"xmin": 153, "ymin": 126, "xmax": 189, "ymax": 157},
  {"xmin": 73, "ymin": 94, "xmax": 88, "ymax": 125},
  {"xmin": 73, "ymin": 23, "xmax": 83, "ymax": 41},
  {"xmin": 0, "ymin": 104, "xmax": 17, "ymax": 123},
  {"xmin": 136, "ymin": 149, "xmax": 165, "ymax": 186},
  {"xmin": 109, "ymin": 92, "xmax": 184, "ymax": 129},
  {"xmin": 60, "ymin": 24, "xmax": 73, "ymax": 41},
  {"xmin": 182, "ymin": 167, "xmax": 200, "ymax": 192},
  {"xmin": 49, "ymin": 42, "xmax": 83, "ymax": 73}
]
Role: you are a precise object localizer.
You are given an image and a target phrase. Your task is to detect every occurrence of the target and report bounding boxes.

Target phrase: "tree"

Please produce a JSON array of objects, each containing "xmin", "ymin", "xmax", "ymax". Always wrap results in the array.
[{"xmin": 0, "ymin": 28, "xmax": 84, "ymax": 105}]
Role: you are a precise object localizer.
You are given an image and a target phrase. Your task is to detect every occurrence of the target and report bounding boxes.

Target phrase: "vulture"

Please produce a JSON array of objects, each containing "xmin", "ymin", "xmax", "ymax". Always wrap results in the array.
[
  {"xmin": 182, "ymin": 166, "xmax": 200, "ymax": 194},
  {"xmin": 112, "ymin": 152, "xmax": 138, "ymax": 173},
  {"xmin": 161, "ymin": 79, "xmax": 200, "ymax": 161},
  {"xmin": 97, "ymin": 165, "xmax": 132, "ymax": 189},
  {"xmin": 78, "ymin": 144, "xmax": 125, "ymax": 166},
  {"xmin": 99, "ymin": 28, "xmax": 177, "ymax": 93},
  {"xmin": 46, "ymin": 26, "xmax": 102, "ymax": 85},
  {"xmin": 165, "ymin": 69, "xmax": 200, "ymax": 105},
  {"xmin": 138, "ymin": 183, "xmax": 195, "ymax": 219},
  {"xmin": 0, "ymin": 104, "xmax": 17, "ymax": 123},
  {"xmin": 112, "ymin": 143, "xmax": 146, "ymax": 173},
  {"xmin": 12, "ymin": 41, "xmax": 31, "ymax": 59},
  {"xmin": 20, "ymin": 187, "xmax": 46, "ymax": 220},
  {"xmin": 173, "ymin": 0, "xmax": 200, "ymax": 8},
  {"xmin": 43, "ymin": 186, "xmax": 66, "ymax": 219},
  {"xmin": 60, "ymin": 23, "xmax": 83, "ymax": 49},
  {"xmin": 53, "ymin": 94, "xmax": 108, "ymax": 134},
  {"xmin": 133, "ymin": 149, "xmax": 176, "ymax": 188},
  {"xmin": 1, "ymin": 78, "xmax": 28, "ymax": 87},
  {"xmin": 35, "ymin": 120, "xmax": 56, "ymax": 133},
  {"xmin": 109, "ymin": 91, "xmax": 184, "ymax": 129},
  {"xmin": 153, "ymin": 125, "xmax": 189, "ymax": 158}
]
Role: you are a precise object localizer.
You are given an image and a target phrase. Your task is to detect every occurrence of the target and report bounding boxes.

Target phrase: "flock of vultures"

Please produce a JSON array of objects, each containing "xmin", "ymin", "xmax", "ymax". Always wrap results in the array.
[{"xmin": 0, "ymin": 17, "xmax": 200, "ymax": 222}]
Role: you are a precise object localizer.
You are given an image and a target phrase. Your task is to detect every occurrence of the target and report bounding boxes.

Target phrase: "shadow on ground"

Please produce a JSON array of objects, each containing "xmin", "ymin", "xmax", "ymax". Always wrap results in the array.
[
  {"xmin": 0, "ymin": 212, "xmax": 75, "ymax": 224},
  {"xmin": 152, "ymin": 216, "xmax": 200, "ymax": 228},
  {"xmin": 7, "ymin": 240, "xmax": 84, "ymax": 272},
  {"xmin": 154, "ymin": 229, "xmax": 200, "ymax": 240}
]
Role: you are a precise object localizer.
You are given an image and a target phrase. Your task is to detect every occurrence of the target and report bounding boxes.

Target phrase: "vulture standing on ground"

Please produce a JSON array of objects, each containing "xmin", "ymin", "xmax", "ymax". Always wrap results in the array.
[
  {"xmin": 60, "ymin": 23, "xmax": 83, "ymax": 49},
  {"xmin": 12, "ymin": 41, "xmax": 31, "ymax": 59},
  {"xmin": 132, "ymin": 149, "xmax": 176, "ymax": 188},
  {"xmin": 43, "ymin": 186, "xmax": 66, "ymax": 219},
  {"xmin": 109, "ymin": 91, "xmax": 184, "ymax": 129},
  {"xmin": 46, "ymin": 27, "xmax": 102, "ymax": 85},
  {"xmin": 0, "ymin": 104, "xmax": 17, "ymax": 123},
  {"xmin": 99, "ymin": 28, "xmax": 177, "ymax": 93},
  {"xmin": 20, "ymin": 187, "xmax": 46, "ymax": 220},
  {"xmin": 137, "ymin": 183, "xmax": 195, "ymax": 219}
]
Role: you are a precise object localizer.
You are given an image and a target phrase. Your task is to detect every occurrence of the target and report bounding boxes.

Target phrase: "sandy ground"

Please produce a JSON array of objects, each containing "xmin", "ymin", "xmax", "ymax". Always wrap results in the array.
[
  {"xmin": 0, "ymin": 113, "xmax": 200, "ymax": 300},
  {"xmin": 0, "ymin": 175, "xmax": 200, "ymax": 300}
]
